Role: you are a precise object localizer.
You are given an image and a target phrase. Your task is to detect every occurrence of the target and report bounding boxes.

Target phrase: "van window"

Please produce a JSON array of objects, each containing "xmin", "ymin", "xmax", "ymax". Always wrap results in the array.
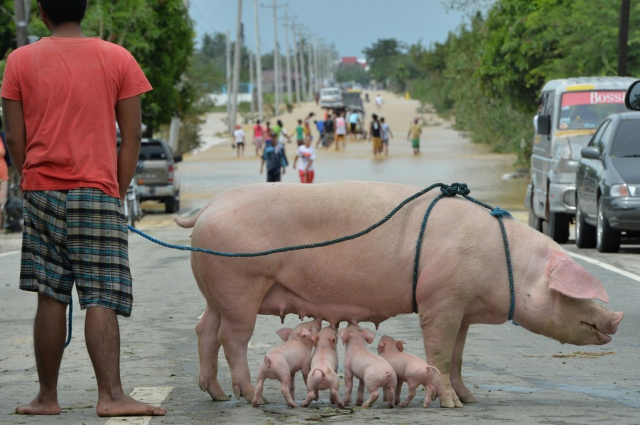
[
  {"xmin": 558, "ymin": 91, "xmax": 626, "ymax": 130},
  {"xmin": 611, "ymin": 120, "xmax": 640, "ymax": 157}
]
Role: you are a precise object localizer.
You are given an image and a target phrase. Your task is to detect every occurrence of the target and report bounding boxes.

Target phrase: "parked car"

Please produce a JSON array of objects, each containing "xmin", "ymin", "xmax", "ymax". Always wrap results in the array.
[
  {"xmin": 575, "ymin": 112, "xmax": 640, "ymax": 252},
  {"xmin": 136, "ymin": 138, "xmax": 182, "ymax": 213}
]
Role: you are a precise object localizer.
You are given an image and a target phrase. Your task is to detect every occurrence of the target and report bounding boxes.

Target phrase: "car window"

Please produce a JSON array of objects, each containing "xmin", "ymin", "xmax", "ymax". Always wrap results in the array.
[
  {"xmin": 588, "ymin": 120, "xmax": 610, "ymax": 147},
  {"xmin": 610, "ymin": 119, "xmax": 640, "ymax": 157},
  {"xmin": 139, "ymin": 143, "xmax": 167, "ymax": 160},
  {"xmin": 597, "ymin": 119, "xmax": 616, "ymax": 153}
]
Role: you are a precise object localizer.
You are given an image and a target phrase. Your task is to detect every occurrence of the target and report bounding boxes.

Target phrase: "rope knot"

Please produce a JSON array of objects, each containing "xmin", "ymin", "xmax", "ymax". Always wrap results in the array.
[
  {"xmin": 490, "ymin": 206, "xmax": 513, "ymax": 220},
  {"xmin": 440, "ymin": 183, "xmax": 470, "ymax": 197}
]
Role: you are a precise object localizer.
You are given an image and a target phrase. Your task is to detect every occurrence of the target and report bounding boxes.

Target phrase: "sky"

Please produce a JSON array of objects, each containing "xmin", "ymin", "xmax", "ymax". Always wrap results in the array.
[{"xmin": 188, "ymin": 0, "xmax": 474, "ymax": 58}]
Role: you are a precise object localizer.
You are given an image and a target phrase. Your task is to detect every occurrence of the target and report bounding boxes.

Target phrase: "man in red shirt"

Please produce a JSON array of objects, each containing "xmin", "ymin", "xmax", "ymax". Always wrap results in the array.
[{"xmin": 2, "ymin": 0, "xmax": 165, "ymax": 417}]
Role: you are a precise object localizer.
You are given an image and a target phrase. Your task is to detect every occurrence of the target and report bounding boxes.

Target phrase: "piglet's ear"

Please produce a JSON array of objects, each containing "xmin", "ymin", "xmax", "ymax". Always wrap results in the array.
[
  {"xmin": 362, "ymin": 329, "xmax": 376, "ymax": 344},
  {"xmin": 548, "ymin": 256, "xmax": 609, "ymax": 303},
  {"xmin": 338, "ymin": 329, "xmax": 349, "ymax": 345},
  {"xmin": 300, "ymin": 328, "xmax": 311, "ymax": 339},
  {"xmin": 276, "ymin": 327, "xmax": 293, "ymax": 341},
  {"xmin": 376, "ymin": 341, "xmax": 385, "ymax": 353},
  {"xmin": 312, "ymin": 334, "xmax": 320, "ymax": 345},
  {"xmin": 396, "ymin": 341, "xmax": 406, "ymax": 352}
]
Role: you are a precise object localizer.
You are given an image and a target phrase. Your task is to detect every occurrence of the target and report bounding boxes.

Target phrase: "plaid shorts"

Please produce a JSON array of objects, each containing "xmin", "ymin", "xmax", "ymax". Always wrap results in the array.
[{"xmin": 20, "ymin": 188, "xmax": 133, "ymax": 317}]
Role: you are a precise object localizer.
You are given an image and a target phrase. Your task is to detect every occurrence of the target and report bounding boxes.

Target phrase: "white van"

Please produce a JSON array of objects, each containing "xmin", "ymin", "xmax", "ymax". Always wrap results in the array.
[{"xmin": 524, "ymin": 76, "xmax": 636, "ymax": 243}]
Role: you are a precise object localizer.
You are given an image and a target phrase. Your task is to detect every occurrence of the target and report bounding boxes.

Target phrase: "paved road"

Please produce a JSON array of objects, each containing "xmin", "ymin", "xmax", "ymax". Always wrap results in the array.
[{"xmin": 1, "ymin": 93, "xmax": 639, "ymax": 424}]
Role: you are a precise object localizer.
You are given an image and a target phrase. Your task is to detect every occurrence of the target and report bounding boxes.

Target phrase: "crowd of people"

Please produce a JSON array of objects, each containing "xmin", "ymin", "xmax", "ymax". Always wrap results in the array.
[{"xmin": 237, "ymin": 97, "xmax": 424, "ymax": 185}]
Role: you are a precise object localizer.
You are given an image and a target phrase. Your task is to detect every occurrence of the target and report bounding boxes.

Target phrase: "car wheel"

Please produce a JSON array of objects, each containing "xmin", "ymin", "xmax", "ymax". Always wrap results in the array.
[
  {"xmin": 164, "ymin": 194, "xmax": 179, "ymax": 213},
  {"xmin": 548, "ymin": 212, "xmax": 570, "ymax": 244},
  {"xmin": 575, "ymin": 201, "xmax": 596, "ymax": 248},
  {"xmin": 596, "ymin": 199, "xmax": 620, "ymax": 253}
]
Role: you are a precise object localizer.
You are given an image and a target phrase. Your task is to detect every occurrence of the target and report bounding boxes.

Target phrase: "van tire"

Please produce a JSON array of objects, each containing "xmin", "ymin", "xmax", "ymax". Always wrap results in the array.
[
  {"xmin": 548, "ymin": 212, "xmax": 570, "ymax": 244},
  {"xmin": 164, "ymin": 195, "xmax": 180, "ymax": 213},
  {"xmin": 596, "ymin": 200, "xmax": 620, "ymax": 253},
  {"xmin": 575, "ymin": 202, "xmax": 596, "ymax": 248}
]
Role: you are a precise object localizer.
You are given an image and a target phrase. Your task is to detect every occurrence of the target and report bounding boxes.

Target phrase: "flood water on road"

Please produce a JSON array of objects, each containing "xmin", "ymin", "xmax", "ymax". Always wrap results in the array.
[{"xmin": 177, "ymin": 96, "xmax": 530, "ymax": 219}]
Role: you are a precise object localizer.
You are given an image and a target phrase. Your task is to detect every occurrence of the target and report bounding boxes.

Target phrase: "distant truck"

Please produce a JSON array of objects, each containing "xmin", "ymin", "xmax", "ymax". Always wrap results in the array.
[
  {"xmin": 524, "ymin": 76, "xmax": 635, "ymax": 243},
  {"xmin": 320, "ymin": 87, "xmax": 344, "ymax": 109}
]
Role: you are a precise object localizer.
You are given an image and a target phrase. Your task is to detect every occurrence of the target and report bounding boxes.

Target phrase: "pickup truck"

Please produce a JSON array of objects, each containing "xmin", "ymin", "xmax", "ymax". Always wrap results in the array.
[
  {"xmin": 320, "ymin": 87, "xmax": 344, "ymax": 109},
  {"xmin": 136, "ymin": 138, "xmax": 182, "ymax": 213}
]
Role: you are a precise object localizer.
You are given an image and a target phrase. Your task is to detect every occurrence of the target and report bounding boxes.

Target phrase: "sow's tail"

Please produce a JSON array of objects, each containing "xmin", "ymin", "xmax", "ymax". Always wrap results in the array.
[{"xmin": 174, "ymin": 200, "xmax": 214, "ymax": 229}]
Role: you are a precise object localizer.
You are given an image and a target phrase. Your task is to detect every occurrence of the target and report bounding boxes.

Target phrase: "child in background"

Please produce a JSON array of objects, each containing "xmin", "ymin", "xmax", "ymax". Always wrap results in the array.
[
  {"xmin": 232, "ymin": 125, "xmax": 245, "ymax": 157},
  {"xmin": 295, "ymin": 119, "xmax": 304, "ymax": 146},
  {"xmin": 253, "ymin": 119, "xmax": 265, "ymax": 156},
  {"xmin": 293, "ymin": 137, "xmax": 316, "ymax": 183}
]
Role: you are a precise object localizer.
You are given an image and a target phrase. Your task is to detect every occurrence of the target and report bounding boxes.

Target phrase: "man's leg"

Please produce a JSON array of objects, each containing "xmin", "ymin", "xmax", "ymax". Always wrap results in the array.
[
  {"xmin": 86, "ymin": 306, "xmax": 166, "ymax": 417},
  {"xmin": 16, "ymin": 294, "xmax": 66, "ymax": 415}
]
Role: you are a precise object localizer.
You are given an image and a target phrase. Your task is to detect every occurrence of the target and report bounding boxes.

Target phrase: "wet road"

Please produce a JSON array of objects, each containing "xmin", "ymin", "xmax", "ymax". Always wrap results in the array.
[{"xmin": 1, "ymin": 92, "xmax": 639, "ymax": 424}]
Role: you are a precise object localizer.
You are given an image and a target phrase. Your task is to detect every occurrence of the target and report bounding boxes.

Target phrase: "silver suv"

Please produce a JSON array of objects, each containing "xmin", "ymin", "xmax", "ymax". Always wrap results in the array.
[{"xmin": 136, "ymin": 138, "xmax": 182, "ymax": 213}]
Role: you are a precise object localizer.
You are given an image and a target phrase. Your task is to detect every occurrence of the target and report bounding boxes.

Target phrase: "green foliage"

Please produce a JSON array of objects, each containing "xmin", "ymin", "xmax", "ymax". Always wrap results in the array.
[
  {"xmin": 362, "ymin": 38, "xmax": 406, "ymax": 86},
  {"xmin": 336, "ymin": 63, "xmax": 368, "ymax": 85},
  {"xmin": 399, "ymin": 0, "xmax": 638, "ymax": 167}
]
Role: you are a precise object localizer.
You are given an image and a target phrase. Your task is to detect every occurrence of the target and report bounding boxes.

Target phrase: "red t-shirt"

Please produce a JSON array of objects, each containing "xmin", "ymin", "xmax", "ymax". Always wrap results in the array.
[{"xmin": 1, "ymin": 37, "xmax": 152, "ymax": 198}]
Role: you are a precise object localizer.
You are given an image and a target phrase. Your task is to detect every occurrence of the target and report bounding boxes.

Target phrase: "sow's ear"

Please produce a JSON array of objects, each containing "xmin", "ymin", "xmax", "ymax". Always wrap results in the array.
[
  {"xmin": 548, "ymin": 256, "xmax": 609, "ymax": 303},
  {"xmin": 276, "ymin": 327, "xmax": 293, "ymax": 341}
]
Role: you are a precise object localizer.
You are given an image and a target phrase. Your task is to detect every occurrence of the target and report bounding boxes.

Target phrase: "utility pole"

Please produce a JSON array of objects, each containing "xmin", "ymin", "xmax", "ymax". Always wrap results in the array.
[
  {"xmin": 297, "ymin": 27, "xmax": 308, "ymax": 103},
  {"xmin": 261, "ymin": 0, "xmax": 287, "ymax": 116},
  {"xmin": 307, "ymin": 33, "xmax": 314, "ymax": 101},
  {"xmin": 226, "ymin": 30, "xmax": 232, "ymax": 133},
  {"xmin": 291, "ymin": 20, "xmax": 302, "ymax": 106},
  {"xmin": 249, "ymin": 51, "xmax": 255, "ymax": 116},
  {"xmin": 253, "ymin": 0, "xmax": 264, "ymax": 121},
  {"xmin": 618, "ymin": 0, "xmax": 630, "ymax": 76},
  {"xmin": 14, "ymin": 0, "xmax": 28, "ymax": 47},
  {"xmin": 313, "ymin": 35, "xmax": 320, "ymax": 92},
  {"xmin": 230, "ymin": 0, "xmax": 243, "ymax": 132},
  {"xmin": 283, "ymin": 11, "xmax": 293, "ymax": 107}
]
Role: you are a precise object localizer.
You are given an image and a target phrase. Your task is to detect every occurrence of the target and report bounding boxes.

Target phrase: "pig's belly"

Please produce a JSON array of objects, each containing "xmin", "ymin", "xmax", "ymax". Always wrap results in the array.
[{"xmin": 258, "ymin": 283, "xmax": 404, "ymax": 328}]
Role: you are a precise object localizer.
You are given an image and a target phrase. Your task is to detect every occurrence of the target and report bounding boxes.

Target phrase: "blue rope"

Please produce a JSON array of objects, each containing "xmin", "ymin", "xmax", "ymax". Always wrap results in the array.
[{"xmin": 124, "ymin": 182, "xmax": 517, "ymax": 326}]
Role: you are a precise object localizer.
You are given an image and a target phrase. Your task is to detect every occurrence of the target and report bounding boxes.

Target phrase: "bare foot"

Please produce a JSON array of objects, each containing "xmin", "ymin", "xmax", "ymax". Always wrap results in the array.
[
  {"xmin": 16, "ymin": 396, "xmax": 61, "ymax": 415},
  {"xmin": 96, "ymin": 394, "xmax": 166, "ymax": 417}
]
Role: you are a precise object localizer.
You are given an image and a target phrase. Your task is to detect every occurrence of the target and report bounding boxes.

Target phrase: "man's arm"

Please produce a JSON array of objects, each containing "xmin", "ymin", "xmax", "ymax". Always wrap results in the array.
[
  {"xmin": 115, "ymin": 96, "xmax": 143, "ymax": 201},
  {"xmin": 2, "ymin": 98, "xmax": 26, "ymax": 177}
]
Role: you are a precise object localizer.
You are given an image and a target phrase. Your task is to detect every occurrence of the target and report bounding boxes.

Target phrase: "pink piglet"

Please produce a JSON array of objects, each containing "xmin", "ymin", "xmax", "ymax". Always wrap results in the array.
[
  {"xmin": 252, "ymin": 318, "xmax": 321, "ymax": 408},
  {"xmin": 377, "ymin": 335, "xmax": 441, "ymax": 407},
  {"xmin": 302, "ymin": 326, "xmax": 345, "ymax": 408},
  {"xmin": 339, "ymin": 323, "xmax": 397, "ymax": 408}
]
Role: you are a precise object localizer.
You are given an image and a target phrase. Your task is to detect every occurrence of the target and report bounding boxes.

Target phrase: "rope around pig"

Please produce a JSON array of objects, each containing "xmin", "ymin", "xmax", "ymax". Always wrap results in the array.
[{"xmin": 63, "ymin": 182, "xmax": 516, "ymax": 347}]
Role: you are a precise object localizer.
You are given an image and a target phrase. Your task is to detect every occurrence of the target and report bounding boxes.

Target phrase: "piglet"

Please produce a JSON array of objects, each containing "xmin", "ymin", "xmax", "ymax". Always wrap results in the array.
[
  {"xmin": 302, "ymin": 326, "xmax": 345, "ymax": 408},
  {"xmin": 377, "ymin": 335, "xmax": 440, "ymax": 407},
  {"xmin": 339, "ymin": 323, "xmax": 397, "ymax": 408},
  {"xmin": 252, "ymin": 318, "xmax": 321, "ymax": 407}
]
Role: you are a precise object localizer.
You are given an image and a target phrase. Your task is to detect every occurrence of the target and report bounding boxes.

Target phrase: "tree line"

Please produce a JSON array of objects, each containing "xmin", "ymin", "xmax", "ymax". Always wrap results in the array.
[{"xmin": 362, "ymin": 0, "xmax": 640, "ymax": 166}]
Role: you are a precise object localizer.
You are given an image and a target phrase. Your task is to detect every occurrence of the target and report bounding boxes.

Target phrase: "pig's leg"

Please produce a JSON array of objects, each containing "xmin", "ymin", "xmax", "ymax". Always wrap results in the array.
[
  {"xmin": 331, "ymin": 384, "xmax": 345, "ymax": 408},
  {"xmin": 343, "ymin": 370, "xmax": 353, "ymax": 406},
  {"xmin": 280, "ymin": 378, "xmax": 298, "ymax": 408},
  {"xmin": 196, "ymin": 305, "xmax": 230, "ymax": 401},
  {"xmin": 219, "ymin": 314, "xmax": 259, "ymax": 403},
  {"xmin": 356, "ymin": 379, "xmax": 365, "ymax": 406},
  {"xmin": 386, "ymin": 384, "xmax": 395, "ymax": 408},
  {"xmin": 251, "ymin": 377, "xmax": 266, "ymax": 407},
  {"xmin": 301, "ymin": 386, "xmax": 316, "ymax": 407},
  {"xmin": 289, "ymin": 372, "xmax": 296, "ymax": 401},
  {"xmin": 419, "ymin": 313, "xmax": 464, "ymax": 408},
  {"xmin": 362, "ymin": 384, "xmax": 380, "ymax": 408},
  {"xmin": 423, "ymin": 383, "xmax": 436, "ymax": 408},
  {"xmin": 394, "ymin": 381, "xmax": 403, "ymax": 405},
  {"xmin": 401, "ymin": 379, "xmax": 418, "ymax": 407},
  {"xmin": 450, "ymin": 324, "xmax": 477, "ymax": 403}
]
